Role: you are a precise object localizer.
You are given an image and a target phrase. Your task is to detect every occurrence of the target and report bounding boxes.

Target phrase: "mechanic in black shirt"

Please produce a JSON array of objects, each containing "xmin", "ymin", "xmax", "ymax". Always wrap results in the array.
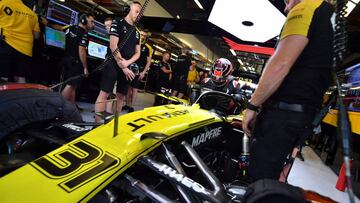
[
  {"xmin": 154, "ymin": 51, "xmax": 172, "ymax": 106},
  {"xmin": 124, "ymin": 31, "xmax": 153, "ymax": 112},
  {"xmin": 242, "ymin": 0, "xmax": 333, "ymax": 181},
  {"xmin": 172, "ymin": 48, "xmax": 191, "ymax": 98},
  {"xmin": 61, "ymin": 13, "xmax": 95, "ymax": 104},
  {"xmin": 94, "ymin": 1, "xmax": 141, "ymax": 123}
]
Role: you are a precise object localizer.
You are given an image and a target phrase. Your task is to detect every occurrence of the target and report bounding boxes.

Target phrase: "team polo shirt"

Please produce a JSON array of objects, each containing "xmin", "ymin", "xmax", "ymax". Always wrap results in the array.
[
  {"xmin": 0, "ymin": 0, "xmax": 40, "ymax": 56},
  {"xmin": 270, "ymin": 0, "xmax": 334, "ymax": 106},
  {"xmin": 109, "ymin": 18, "xmax": 140, "ymax": 60},
  {"xmin": 174, "ymin": 54, "xmax": 191, "ymax": 81},
  {"xmin": 64, "ymin": 25, "xmax": 88, "ymax": 59},
  {"xmin": 158, "ymin": 61, "xmax": 172, "ymax": 81},
  {"xmin": 135, "ymin": 43, "xmax": 152, "ymax": 70}
]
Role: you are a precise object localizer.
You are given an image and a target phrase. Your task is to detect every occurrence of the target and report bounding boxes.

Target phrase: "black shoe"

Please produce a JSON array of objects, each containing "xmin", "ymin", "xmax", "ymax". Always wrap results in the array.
[
  {"xmin": 122, "ymin": 105, "xmax": 130, "ymax": 111},
  {"xmin": 128, "ymin": 107, "xmax": 134, "ymax": 112}
]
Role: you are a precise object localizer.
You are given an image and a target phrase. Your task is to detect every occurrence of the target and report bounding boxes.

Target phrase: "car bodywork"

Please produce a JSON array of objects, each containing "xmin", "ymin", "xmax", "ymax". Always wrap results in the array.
[{"xmin": 0, "ymin": 87, "xmax": 242, "ymax": 202}]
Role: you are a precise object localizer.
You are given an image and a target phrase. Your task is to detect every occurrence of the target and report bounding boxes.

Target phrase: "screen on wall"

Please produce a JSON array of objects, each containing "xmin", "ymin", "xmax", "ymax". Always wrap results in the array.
[
  {"xmin": 45, "ymin": 26, "xmax": 66, "ymax": 49},
  {"xmin": 88, "ymin": 20, "xmax": 109, "ymax": 42},
  {"xmin": 46, "ymin": 0, "xmax": 78, "ymax": 25},
  {"xmin": 88, "ymin": 41, "xmax": 108, "ymax": 59}
]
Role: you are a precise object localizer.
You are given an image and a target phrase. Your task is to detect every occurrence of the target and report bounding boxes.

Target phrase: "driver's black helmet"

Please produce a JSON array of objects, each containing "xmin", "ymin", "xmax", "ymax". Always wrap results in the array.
[{"xmin": 210, "ymin": 58, "xmax": 233, "ymax": 85}]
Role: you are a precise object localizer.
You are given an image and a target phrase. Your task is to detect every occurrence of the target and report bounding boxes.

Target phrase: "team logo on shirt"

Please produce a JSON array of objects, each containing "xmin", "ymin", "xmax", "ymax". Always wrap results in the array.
[
  {"xmin": 69, "ymin": 31, "xmax": 77, "ymax": 38},
  {"xmin": 122, "ymin": 26, "xmax": 128, "ymax": 33},
  {"xmin": 4, "ymin": 7, "xmax": 13, "ymax": 16}
]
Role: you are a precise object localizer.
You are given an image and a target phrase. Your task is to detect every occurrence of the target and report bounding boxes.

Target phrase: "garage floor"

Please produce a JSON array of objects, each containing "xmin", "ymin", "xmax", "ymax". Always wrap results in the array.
[{"xmin": 77, "ymin": 92, "xmax": 359, "ymax": 203}]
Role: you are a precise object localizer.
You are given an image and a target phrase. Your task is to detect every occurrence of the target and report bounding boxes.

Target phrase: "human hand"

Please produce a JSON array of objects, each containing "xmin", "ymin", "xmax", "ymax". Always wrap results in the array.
[
  {"xmin": 139, "ymin": 71, "xmax": 146, "ymax": 80},
  {"xmin": 84, "ymin": 68, "xmax": 89, "ymax": 77},
  {"xmin": 117, "ymin": 59, "xmax": 130, "ymax": 69},
  {"xmin": 40, "ymin": 17, "xmax": 48, "ymax": 26},
  {"xmin": 122, "ymin": 68, "xmax": 135, "ymax": 81},
  {"xmin": 231, "ymin": 118, "xmax": 242, "ymax": 129},
  {"xmin": 242, "ymin": 109, "xmax": 257, "ymax": 136}
]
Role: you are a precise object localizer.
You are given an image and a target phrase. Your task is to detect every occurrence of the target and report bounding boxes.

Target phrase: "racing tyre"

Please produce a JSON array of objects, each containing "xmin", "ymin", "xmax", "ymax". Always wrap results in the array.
[{"xmin": 0, "ymin": 88, "xmax": 82, "ymax": 140}]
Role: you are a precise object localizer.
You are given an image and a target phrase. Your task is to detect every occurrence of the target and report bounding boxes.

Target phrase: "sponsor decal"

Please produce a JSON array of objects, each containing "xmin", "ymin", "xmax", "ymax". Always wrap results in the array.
[
  {"xmin": 122, "ymin": 26, "xmax": 128, "ymax": 34},
  {"xmin": 288, "ymin": 14, "xmax": 303, "ymax": 21},
  {"xmin": 191, "ymin": 126, "xmax": 222, "ymax": 147},
  {"xmin": 62, "ymin": 123, "xmax": 88, "ymax": 132},
  {"xmin": 4, "ymin": 7, "xmax": 12, "ymax": 16},
  {"xmin": 69, "ymin": 31, "xmax": 77, "ymax": 38},
  {"xmin": 127, "ymin": 107, "xmax": 190, "ymax": 132},
  {"xmin": 155, "ymin": 163, "xmax": 206, "ymax": 193},
  {"xmin": 31, "ymin": 140, "xmax": 120, "ymax": 192}
]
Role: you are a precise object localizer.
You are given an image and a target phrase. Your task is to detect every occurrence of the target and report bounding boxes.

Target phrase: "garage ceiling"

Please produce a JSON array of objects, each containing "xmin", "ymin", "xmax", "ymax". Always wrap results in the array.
[{"xmin": 60, "ymin": 0, "xmax": 360, "ymax": 72}]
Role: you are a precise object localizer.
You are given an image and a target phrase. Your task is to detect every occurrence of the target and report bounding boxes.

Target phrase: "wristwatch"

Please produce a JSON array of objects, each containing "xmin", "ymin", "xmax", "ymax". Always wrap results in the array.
[{"xmin": 247, "ymin": 103, "xmax": 260, "ymax": 112}]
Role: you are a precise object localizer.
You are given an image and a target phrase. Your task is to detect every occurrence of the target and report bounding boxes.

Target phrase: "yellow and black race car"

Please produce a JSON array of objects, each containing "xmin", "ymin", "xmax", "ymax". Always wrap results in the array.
[
  {"xmin": 0, "ymin": 83, "xmax": 338, "ymax": 203},
  {"xmin": 0, "ymin": 83, "xmax": 247, "ymax": 202}
]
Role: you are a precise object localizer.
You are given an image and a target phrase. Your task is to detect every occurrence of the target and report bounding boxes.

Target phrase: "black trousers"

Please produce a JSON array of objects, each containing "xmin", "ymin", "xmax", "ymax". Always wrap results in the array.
[{"xmin": 248, "ymin": 107, "xmax": 315, "ymax": 181}]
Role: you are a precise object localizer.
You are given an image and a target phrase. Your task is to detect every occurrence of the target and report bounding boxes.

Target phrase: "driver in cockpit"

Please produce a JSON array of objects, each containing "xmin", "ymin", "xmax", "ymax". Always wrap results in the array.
[
  {"xmin": 189, "ymin": 58, "xmax": 245, "ymax": 103},
  {"xmin": 202, "ymin": 58, "xmax": 241, "ymax": 95},
  {"xmin": 189, "ymin": 58, "xmax": 247, "ymax": 116}
]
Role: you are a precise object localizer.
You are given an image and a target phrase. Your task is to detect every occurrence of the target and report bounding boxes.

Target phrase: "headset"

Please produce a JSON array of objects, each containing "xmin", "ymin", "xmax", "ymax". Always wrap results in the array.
[
  {"xmin": 123, "ymin": 1, "xmax": 141, "ymax": 16},
  {"xmin": 79, "ymin": 13, "xmax": 88, "ymax": 25},
  {"xmin": 123, "ymin": 3, "xmax": 131, "ymax": 16}
]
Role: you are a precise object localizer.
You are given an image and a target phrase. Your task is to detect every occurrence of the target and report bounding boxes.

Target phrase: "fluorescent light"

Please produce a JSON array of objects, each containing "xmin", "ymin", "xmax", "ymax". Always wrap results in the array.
[
  {"xmin": 170, "ymin": 57, "xmax": 178, "ymax": 61},
  {"xmin": 176, "ymin": 15, "xmax": 180, "ymax": 19},
  {"xmin": 345, "ymin": 1, "xmax": 358, "ymax": 17},
  {"xmin": 242, "ymin": 66, "xmax": 247, "ymax": 71},
  {"xmin": 230, "ymin": 49, "xmax": 236, "ymax": 56},
  {"xmin": 171, "ymin": 53, "xmax": 178, "ymax": 58},
  {"xmin": 238, "ymin": 59, "xmax": 244, "ymax": 65},
  {"xmin": 194, "ymin": 0, "xmax": 204, "ymax": 10},
  {"xmin": 208, "ymin": 0, "xmax": 286, "ymax": 43},
  {"xmin": 154, "ymin": 45, "xmax": 166, "ymax": 52}
]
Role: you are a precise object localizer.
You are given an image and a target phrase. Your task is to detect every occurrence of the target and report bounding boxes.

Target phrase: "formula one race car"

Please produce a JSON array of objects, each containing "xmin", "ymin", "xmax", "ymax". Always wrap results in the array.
[
  {"xmin": 0, "ymin": 83, "xmax": 249, "ymax": 202},
  {"xmin": 0, "ymin": 83, "xmax": 335, "ymax": 203}
]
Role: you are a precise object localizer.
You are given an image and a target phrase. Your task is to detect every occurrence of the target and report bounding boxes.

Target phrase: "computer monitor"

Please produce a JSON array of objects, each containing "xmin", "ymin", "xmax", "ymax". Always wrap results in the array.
[
  {"xmin": 88, "ymin": 41, "xmax": 108, "ymax": 60},
  {"xmin": 346, "ymin": 62, "xmax": 360, "ymax": 85},
  {"xmin": 46, "ymin": 0, "xmax": 78, "ymax": 26},
  {"xmin": 45, "ymin": 26, "xmax": 66, "ymax": 49}
]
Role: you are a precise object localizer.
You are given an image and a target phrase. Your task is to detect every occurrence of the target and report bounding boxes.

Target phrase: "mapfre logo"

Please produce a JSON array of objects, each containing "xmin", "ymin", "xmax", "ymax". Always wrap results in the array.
[{"xmin": 4, "ymin": 6, "xmax": 13, "ymax": 16}]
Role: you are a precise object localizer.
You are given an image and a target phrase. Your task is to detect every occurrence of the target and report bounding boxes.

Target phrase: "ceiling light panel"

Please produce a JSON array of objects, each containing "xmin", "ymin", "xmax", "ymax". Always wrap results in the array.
[
  {"xmin": 209, "ymin": 0, "xmax": 286, "ymax": 43},
  {"xmin": 345, "ymin": 1, "xmax": 358, "ymax": 17}
]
